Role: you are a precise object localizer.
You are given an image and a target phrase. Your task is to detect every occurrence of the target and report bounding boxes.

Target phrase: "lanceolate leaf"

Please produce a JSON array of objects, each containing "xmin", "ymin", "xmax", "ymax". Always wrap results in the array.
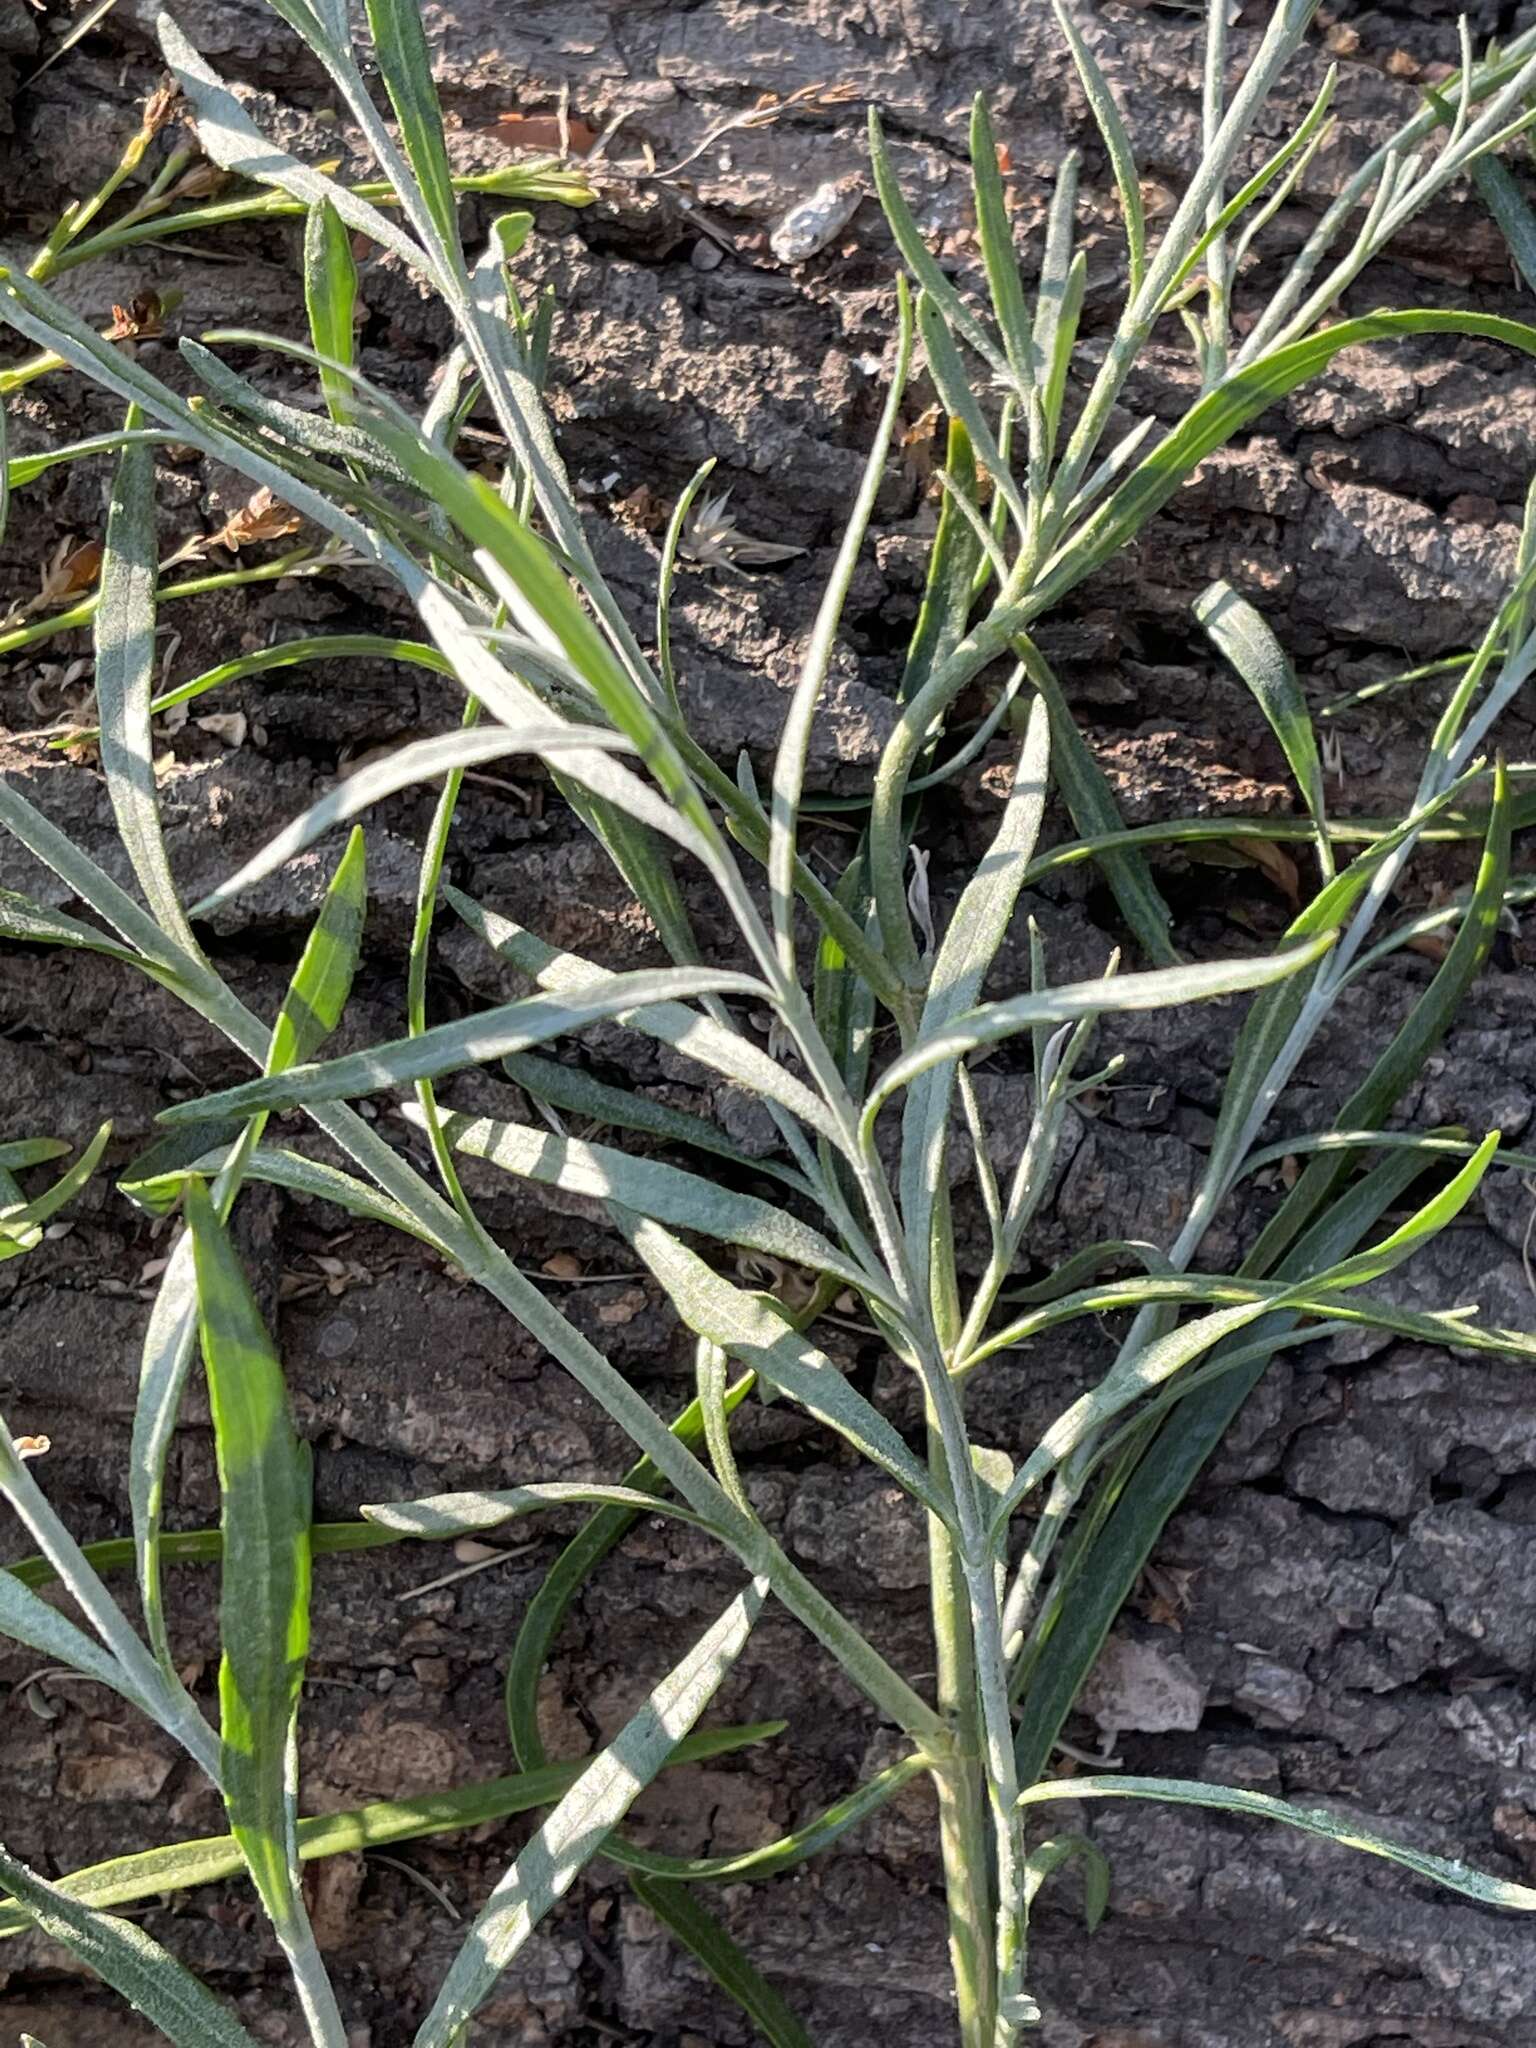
[
  {"xmin": 95, "ymin": 413, "xmax": 199, "ymax": 954},
  {"xmin": 1011, "ymin": 1145, "xmax": 1434, "ymax": 1779},
  {"xmin": 1034, "ymin": 311, "xmax": 1536, "ymax": 617},
  {"xmin": 410, "ymin": 1107, "xmax": 878, "ymax": 1298},
  {"xmin": 361, "ymin": 1482, "xmax": 722, "ymax": 1541},
  {"xmin": 1249, "ymin": 757, "xmax": 1512, "ymax": 1271},
  {"xmin": 0, "ymin": 1845, "xmax": 263, "ymax": 2047},
  {"xmin": 0, "ymin": 1122, "xmax": 111, "ymax": 1257},
  {"xmin": 448, "ymin": 889, "xmax": 838, "ymax": 1136},
  {"xmin": 1019, "ymin": 640, "xmax": 1178, "ymax": 964},
  {"xmin": 269, "ymin": 826, "xmax": 366, "ymax": 1070},
  {"xmin": 0, "ymin": 1726, "xmax": 783, "ymax": 1940},
  {"xmin": 616, "ymin": 1210, "xmax": 951, "ymax": 1522},
  {"xmin": 303, "ymin": 201, "xmax": 359, "ymax": 424},
  {"xmin": 412, "ymin": 1579, "xmax": 767, "ymax": 2048},
  {"xmin": 363, "ymin": 0, "xmax": 461, "ymax": 254},
  {"xmin": 902, "ymin": 696, "xmax": 1049, "ymax": 1295},
  {"xmin": 1196, "ymin": 579, "xmax": 1331, "ymax": 878},
  {"xmin": 1019, "ymin": 1776, "xmax": 1536, "ymax": 1911},
  {"xmin": 192, "ymin": 728, "xmax": 615, "ymax": 911},
  {"xmin": 185, "ymin": 1184, "xmax": 315, "ymax": 1935},
  {"xmin": 867, "ymin": 931, "xmax": 1335, "ymax": 1129},
  {"xmin": 156, "ymin": 966, "xmax": 774, "ymax": 1127}
]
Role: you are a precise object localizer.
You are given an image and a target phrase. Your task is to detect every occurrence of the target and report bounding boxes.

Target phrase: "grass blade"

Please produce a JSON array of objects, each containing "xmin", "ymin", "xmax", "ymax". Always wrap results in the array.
[
  {"xmin": 1249, "ymin": 757, "xmax": 1512, "ymax": 1270},
  {"xmin": 0, "ymin": 1846, "xmax": 263, "ymax": 2047},
  {"xmin": 191, "ymin": 724, "xmax": 631, "ymax": 913},
  {"xmin": 186, "ymin": 1181, "xmax": 345, "ymax": 2047},
  {"xmin": 1011, "ymin": 1144, "xmax": 1433, "ymax": 1778},
  {"xmin": 412, "ymin": 1578, "xmax": 766, "ymax": 2047},
  {"xmin": 361, "ymin": 1483, "xmax": 722, "ymax": 1541},
  {"xmin": 362, "ymin": 0, "xmax": 460, "ymax": 254},
  {"xmin": 502, "ymin": 1054, "xmax": 812, "ymax": 1194},
  {"xmin": 630, "ymin": 1876, "xmax": 815, "ymax": 2048},
  {"xmin": 0, "ymin": 1122, "xmax": 111, "ymax": 1256},
  {"xmin": 410, "ymin": 1107, "xmax": 878, "ymax": 1296},
  {"xmin": 95, "ymin": 411, "xmax": 199, "ymax": 953},
  {"xmin": 1017, "ymin": 637, "xmax": 1178, "ymax": 963},
  {"xmin": 1019, "ymin": 1777, "xmax": 1536, "ymax": 1911},
  {"xmin": 156, "ymin": 10, "xmax": 428, "ymax": 275},
  {"xmin": 868, "ymin": 109, "xmax": 1009, "ymax": 381},
  {"xmin": 303, "ymin": 202, "xmax": 359, "ymax": 424},
  {"xmin": 901, "ymin": 697, "xmax": 1049, "ymax": 1298},
  {"xmin": 1472, "ymin": 154, "xmax": 1536, "ymax": 295},
  {"xmin": 1196, "ymin": 579, "xmax": 1331, "ymax": 879},
  {"xmin": 866, "ymin": 932, "xmax": 1335, "ymax": 1129},
  {"xmin": 1035, "ymin": 310, "xmax": 1536, "ymax": 617},
  {"xmin": 615, "ymin": 1211, "xmax": 950, "ymax": 1520},
  {"xmin": 970, "ymin": 96, "xmax": 1034, "ymax": 385},
  {"xmin": 156, "ymin": 966, "xmax": 773, "ymax": 1126},
  {"xmin": 1051, "ymin": 0, "xmax": 1144, "ymax": 294},
  {"xmin": 448, "ymin": 890, "xmax": 838, "ymax": 1136},
  {"xmin": 0, "ymin": 1727, "xmax": 783, "ymax": 1939}
]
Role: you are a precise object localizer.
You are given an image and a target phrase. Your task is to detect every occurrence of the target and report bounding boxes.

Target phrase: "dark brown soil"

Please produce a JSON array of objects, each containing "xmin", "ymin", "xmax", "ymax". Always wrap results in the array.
[{"xmin": 4, "ymin": 2, "xmax": 1536, "ymax": 2043}]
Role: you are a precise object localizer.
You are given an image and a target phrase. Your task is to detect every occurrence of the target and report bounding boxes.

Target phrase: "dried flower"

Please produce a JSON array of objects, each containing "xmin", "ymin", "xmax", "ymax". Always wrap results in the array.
[
  {"xmin": 208, "ymin": 487, "xmax": 304, "ymax": 553},
  {"xmin": 679, "ymin": 488, "xmax": 805, "ymax": 577}
]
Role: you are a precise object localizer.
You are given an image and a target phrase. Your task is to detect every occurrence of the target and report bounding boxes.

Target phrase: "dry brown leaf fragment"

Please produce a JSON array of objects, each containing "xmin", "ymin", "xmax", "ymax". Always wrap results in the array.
[
  {"xmin": 167, "ymin": 159, "xmax": 230, "ymax": 202},
  {"xmin": 104, "ymin": 292, "xmax": 165, "ymax": 343},
  {"xmin": 209, "ymin": 487, "xmax": 304, "ymax": 552},
  {"xmin": 679, "ymin": 488, "xmax": 805, "ymax": 577},
  {"xmin": 141, "ymin": 79, "xmax": 181, "ymax": 138},
  {"xmin": 33, "ymin": 538, "xmax": 104, "ymax": 610}
]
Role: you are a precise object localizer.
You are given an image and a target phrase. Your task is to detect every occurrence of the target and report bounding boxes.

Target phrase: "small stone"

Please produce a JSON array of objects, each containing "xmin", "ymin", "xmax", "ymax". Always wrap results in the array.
[
  {"xmin": 769, "ymin": 179, "xmax": 862, "ymax": 264},
  {"xmin": 1080, "ymin": 1634, "xmax": 1208, "ymax": 1734}
]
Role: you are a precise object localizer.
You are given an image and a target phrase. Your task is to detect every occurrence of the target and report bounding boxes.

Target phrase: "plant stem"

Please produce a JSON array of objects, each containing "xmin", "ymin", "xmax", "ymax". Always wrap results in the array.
[{"xmin": 927, "ymin": 1415, "xmax": 996, "ymax": 2047}]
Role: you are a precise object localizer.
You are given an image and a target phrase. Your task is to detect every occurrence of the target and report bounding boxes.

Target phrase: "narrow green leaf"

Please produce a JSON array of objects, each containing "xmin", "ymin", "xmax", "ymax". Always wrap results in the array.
[
  {"xmin": 191, "ymin": 725, "xmax": 631, "ymax": 914},
  {"xmin": 270, "ymin": 825, "xmax": 366, "ymax": 1070},
  {"xmin": 363, "ymin": 1483, "xmax": 719, "ymax": 1540},
  {"xmin": 1018, "ymin": 639, "xmax": 1178, "ymax": 963},
  {"xmin": 867, "ymin": 932, "xmax": 1335, "ymax": 1131},
  {"xmin": 901, "ymin": 697, "xmax": 1049, "ymax": 1296},
  {"xmin": 899, "ymin": 419, "xmax": 985, "ymax": 704},
  {"xmin": 95, "ymin": 411, "xmax": 200, "ymax": 953},
  {"xmin": 505, "ymin": 1380, "xmax": 755, "ymax": 1771},
  {"xmin": 0, "ymin": 1557, "xmax": 151, "ymax": 1713},
  {"xmin": 0, "ymin": 1138, "xmax": 71, "ymax": 1172},
  {"xmin": 448, "ymin": 890, "xmax": 838, "ymax": 1137},
  {"xmin": 0, "ymin": 1844, "xmax": 263, "ymax": 2047},
  {"xmin": 917, "ymin": 290, "xmax": 1029, "ymax": 534},
  {"xmin": 1197, "ymin": 579, "xmax": 1331, "ymax": 878},
  {"xmin": 410, "ymin": 1107, "xmax": 882, "ymax": 1298},
  {"xmin": 1010, "ymin": 1144, "xmax": 1438, "ymax": 1779},
  {"xmin": 156, "ymin": 10, "xmax": 429, "ymax": 275},
  {"xmin": 631, "ymin": 1876, "xmax": 815, "ymax": 2048},
  {"xmin": 0, "ymin": 1727, "xmax": 783, "ymax": 1940},
  {"xmin": 1031, "ymin": 150, "xmax": 1081, "ymax": 449},
  {"xmin": 412, "ymin": 1579, "xmax": 766, "ymax": 2047},
  {"xmin": 185, "ymin": 1183, "xmax": 315, "ymax": 1935},
  {"xmin": 0, "ymin": 1122, "xmax": 111, "ymax": 1257},
  {"xmin": 303, "ymin": 201, "xmax": 359, "ymax": 425},
  {"xmin": 1035, "ymin": 310, "xmax": 1536, "ymax": 617},
  {"xmin": 502, "ymin": 1053, "xmax": 811, "ymax": 1194},
  {"xmin": 1051, "ymin": 0, "xmax": 1145, "ymax": 294},
  {"xmin": 363, "ymin": 0, "xmax": 460, "ymax": 254},
  {"xmin": 615, "ymin": 1211, "xmax": 952, "ymax": 1522},
  {"xmin": 1250, "ymin": 757, "xmax": 1512, "ymax": 1270},
  {"xmin": 1022, "ymin": 1833, "xmax": 1110, "ymax": 1931},
  {"xmin": 1472, "ymin": 154, "xmax": 1536, "ymax": 296},
  {"xmin": 157, "ymin": 966, "xmax": 772, "ymax": 1127},
  {"xmin": 1019, "ymin": 1776, "xmax": 1536, "ymax": 1911},
  {"xmin": 867, "ymin": 108, "xmax": 1009, "ymax": 381},
  {"xmin": 769, "ymin": 277, "xmax": 913, "ymax": 976},
  {"xmin": 970, "ymin": 96, "xmax": 1034, "ymax": 384}
]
